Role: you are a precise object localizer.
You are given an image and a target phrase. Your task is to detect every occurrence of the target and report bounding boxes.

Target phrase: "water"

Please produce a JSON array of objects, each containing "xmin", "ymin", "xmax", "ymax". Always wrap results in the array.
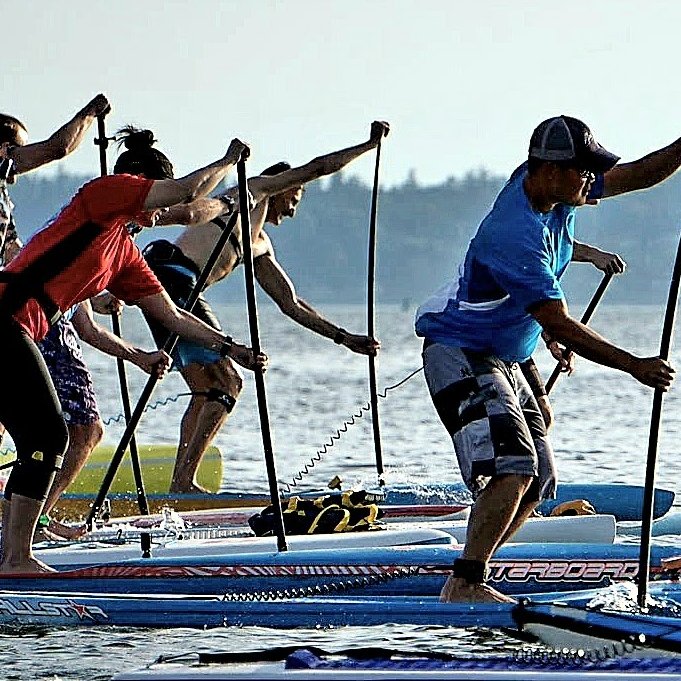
[{"xmin": 3, "ymin": 301, "xmax": 680, "ymax": 679}]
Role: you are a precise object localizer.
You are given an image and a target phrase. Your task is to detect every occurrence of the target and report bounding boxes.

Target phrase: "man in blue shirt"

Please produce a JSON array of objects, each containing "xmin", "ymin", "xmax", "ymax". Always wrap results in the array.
[{"xmin": 416, "ymin": 116, "xmax": 675, "ymax": 603}]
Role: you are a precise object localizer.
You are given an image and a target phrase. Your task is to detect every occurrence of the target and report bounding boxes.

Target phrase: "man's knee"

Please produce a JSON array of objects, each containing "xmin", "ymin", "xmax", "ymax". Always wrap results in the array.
[
  {"xmin": 69, "ymin": 419, "xmax": 104, "ymax": 451},
  {"xmin": 203, "ymin": 387, "xmax": 238, "ymax": 412},
  {"xmin": 6, "ymin": 419, "xmax": 68, "ymax": 501}
]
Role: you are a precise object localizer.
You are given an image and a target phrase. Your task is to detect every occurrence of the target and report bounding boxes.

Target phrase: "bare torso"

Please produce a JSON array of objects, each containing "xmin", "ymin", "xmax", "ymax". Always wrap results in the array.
[{"xmin": 173, "ymin": 200, "xmax": 271, "ymax": 288}]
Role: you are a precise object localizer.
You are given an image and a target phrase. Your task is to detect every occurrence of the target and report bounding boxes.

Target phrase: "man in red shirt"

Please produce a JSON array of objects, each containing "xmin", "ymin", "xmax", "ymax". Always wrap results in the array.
[{"xmin": 0, "ymin": 136, "xmax": 266, "ymax": 574}]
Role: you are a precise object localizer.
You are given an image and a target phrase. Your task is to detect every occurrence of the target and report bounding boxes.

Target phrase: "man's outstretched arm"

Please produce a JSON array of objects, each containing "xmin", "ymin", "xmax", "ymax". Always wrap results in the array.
[
  {"xmin": 135, "ymin": 291, "xmax": 267, "ymax": 371},
  {"xmin": 154, "ymin": 194, "xmax": 235, "ymax": 228},
  {"xmin": 603, "ymin": 135, "xmax": 681, "ymax": 198},
  {"xmin": 254, "ymin": 250, "xmax": 379, "ymax": 356},
  {"xmin": 531, "ymin": 298, "xmax": 674, "ymax": 390},
  {"xmin": 11, "ymin": 94, "xmax": 110, "ymax": 175},
  {"xmin": 248, "ymin": 121, "xmax": 389, "ymax": 202},
  {"xmin": 71, "ymin": 301, "xmax": 171, "ymax": 377},
  {"xmin": 143, "ymin": 139, "xmax": 248, "ymax": 210}
]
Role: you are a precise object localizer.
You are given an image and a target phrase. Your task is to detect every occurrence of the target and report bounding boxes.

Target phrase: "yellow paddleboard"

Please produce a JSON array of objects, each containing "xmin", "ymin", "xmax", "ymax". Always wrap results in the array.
[{"xmin": 0, "ymin": 444, "xmax": 223, "ymax": 495}]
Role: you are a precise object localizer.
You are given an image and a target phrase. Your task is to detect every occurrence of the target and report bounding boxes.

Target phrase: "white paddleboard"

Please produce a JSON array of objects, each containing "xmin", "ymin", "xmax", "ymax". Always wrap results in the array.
[
  {"xmin": 390, "ymin": 513, "xmax": 616, "ymax": 545},
  {"xmin": 35, "ymin": 526, "xmax": 455, "ymax": 568}
]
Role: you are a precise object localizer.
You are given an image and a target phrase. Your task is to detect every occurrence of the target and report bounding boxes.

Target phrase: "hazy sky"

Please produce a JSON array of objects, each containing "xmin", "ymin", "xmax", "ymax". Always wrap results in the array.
[{"xmin": 5, "ymin": 1, "xmax": 681, "ymax": 187}]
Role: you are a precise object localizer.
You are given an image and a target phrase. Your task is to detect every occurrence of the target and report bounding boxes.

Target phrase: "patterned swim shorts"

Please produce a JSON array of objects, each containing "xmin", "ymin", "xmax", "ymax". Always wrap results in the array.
[
  {"xmin": 422, "ymin": 342, "xmax": 556, "ymax": 501},
  {"xmin": 38, "ymin": 318, "xmax": 100, "ymax": 425}
]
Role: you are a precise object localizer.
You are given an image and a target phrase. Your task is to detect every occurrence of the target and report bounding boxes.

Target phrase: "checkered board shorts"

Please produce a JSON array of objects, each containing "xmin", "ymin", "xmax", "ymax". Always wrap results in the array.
[{"xmin": 423, "ymin": 342, "xmax": 556, "ymax": 501}]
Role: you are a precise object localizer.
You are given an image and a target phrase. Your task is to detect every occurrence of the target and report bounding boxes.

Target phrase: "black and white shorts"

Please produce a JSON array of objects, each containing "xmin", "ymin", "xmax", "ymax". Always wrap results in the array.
[{"xmin": 423, "ymin": 342, "xmax": 556, "ymax": 502}]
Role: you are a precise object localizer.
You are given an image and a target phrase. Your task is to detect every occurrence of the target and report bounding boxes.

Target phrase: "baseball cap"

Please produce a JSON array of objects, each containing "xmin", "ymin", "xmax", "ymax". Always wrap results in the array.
[{"xmin": 529, "ymin": 116, "xmax": 620, "ymax": 172}]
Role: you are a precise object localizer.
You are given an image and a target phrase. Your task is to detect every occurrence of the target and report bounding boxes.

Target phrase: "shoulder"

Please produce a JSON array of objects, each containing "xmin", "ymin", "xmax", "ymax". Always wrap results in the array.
[{"xmin": 483, "ymin": 174, "xmax": 533, "ymax": 235}]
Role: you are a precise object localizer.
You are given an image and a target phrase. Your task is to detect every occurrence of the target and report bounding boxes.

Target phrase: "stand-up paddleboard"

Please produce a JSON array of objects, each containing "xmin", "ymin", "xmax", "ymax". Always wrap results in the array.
[
  {"xmin": 99, "ymin": 503, "xmax": 471, "ymax": 530},
  {"xmin": 338, "ymin": 482, "xmax": 674, "ymax": 521},
  {"xmin": 47, "ymin": 482, "xmax": 675, "ymax": 521},
  {"xmin": 14, "ymin": 542, "xmax": 681, "ymax": 597},
  {"xmin": 5, "ymin": 582, "xmax": 681, "ymax": 648},
  {"xmin": 620, "ymin": 511, "xmax": 681, "ymax": 537},
  {"xmin": 0, "ymin": 444, "xmax": 223, "ymax": 497},
  {"xmin": 112, "ymin": 645, "xmax": 681, "ymax": 681},
  {"xmin": 84, "ymin": 513, "xmax": 616, "ymax": 546}
]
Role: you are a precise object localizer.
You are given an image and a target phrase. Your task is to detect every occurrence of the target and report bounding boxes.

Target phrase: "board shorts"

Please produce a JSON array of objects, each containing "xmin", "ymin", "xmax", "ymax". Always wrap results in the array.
[
  {"xmin": 422, "ymin": 341, "xmax": 556, "ymax": 502},
  {"xmin": 142, "ymin": 240, "xmax": 224, "ymax": 371},
  {"xmin": 38, "ymin": 317, "xmax": 100, "ymax": 425}
]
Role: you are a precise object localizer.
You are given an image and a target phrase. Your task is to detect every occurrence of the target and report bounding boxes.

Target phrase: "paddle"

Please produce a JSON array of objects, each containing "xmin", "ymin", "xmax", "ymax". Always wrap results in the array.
[
  {"xmin": 85, "ymin": 151, "xmax": 248, "ymax": 532},
  {"xmin": 236, "ymin": 161, "xmax": 287, "ymax": 552},
  {"xmin": 544, "ymin": 271, "xmax": 613, "ymax": 395},
  {"xmin": 637, "ymin": 234, "xmax": 681, "ymax": 607},
  {"xmin": 367, "ymin": 136, "xmax": 385, "ymax": 486},
  {"xmin": 95, "ymin": 113, "xmax": 152, "ymax": 535}
]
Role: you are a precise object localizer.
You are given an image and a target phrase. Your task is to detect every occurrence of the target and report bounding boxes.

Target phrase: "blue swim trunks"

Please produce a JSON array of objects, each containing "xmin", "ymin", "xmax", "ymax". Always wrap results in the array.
[{"xmin": 142, "ymin": 241, "xmax": 223, "ymax": 370}]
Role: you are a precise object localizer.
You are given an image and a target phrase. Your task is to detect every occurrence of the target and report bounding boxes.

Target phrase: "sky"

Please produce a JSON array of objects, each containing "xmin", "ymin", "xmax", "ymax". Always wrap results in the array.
[{"xmin": 5, "ymin": 0, "xmax": 681, "ymax": 188}]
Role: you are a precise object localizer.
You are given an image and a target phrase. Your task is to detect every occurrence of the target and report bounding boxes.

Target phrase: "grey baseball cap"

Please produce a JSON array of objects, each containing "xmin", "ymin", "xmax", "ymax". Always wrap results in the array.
[{"xmin": 529, "ymin": 115, "xmax": 620, "ymax": 172}]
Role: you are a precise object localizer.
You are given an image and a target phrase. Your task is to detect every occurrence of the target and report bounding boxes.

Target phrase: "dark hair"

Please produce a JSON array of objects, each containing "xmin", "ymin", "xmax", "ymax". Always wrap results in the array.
[
  {"xmin": 527, "ymin": 157, "xmax": 545, "ymax": 176},
  {"xmin": 260, "ymin": 161, "xmax": 291, "ymax": 177},
  {"xmin": 113, "ymin": 126, "xmax": 174, "ymax": 180},
  {"xmin": 0, "ymin": 114, "xmax": 27, "ymax": 146},
  {"xmin": 527, "ymin": 156, "xmax": 583, "ymax": 177}
]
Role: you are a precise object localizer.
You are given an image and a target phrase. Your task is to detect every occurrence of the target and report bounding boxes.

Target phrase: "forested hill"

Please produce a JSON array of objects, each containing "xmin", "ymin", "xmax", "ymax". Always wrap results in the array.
[{"xmin": 9, "ymin": 168, "xmax": 681, "ymax": 306}]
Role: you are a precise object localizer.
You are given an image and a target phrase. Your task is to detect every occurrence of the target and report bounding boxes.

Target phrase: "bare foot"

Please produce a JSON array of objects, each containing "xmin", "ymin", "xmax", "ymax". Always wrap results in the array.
[
  {"xmin": 37, "ymin": 519, "xmax": 87, "ymax": 542},
  {"xmin": 439, "ymin": 577, "xmax": 516, "ymax": 604},
  {"xmin": 169, "ymin": 481, "xmax": 211, "ymax": 494},
  {"xmin": 0, "ymin": 556, "xmax": 57, "ymax": 574},
  {"xmin": 50, "ymin": 519, "xmax": 87, "ymax": 540}
]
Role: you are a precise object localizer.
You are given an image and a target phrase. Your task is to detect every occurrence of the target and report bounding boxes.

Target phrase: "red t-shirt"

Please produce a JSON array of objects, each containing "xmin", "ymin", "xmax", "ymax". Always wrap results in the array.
[{"xmin": 0, "ymin": 174, "xmax": 164, "ymax": 341}]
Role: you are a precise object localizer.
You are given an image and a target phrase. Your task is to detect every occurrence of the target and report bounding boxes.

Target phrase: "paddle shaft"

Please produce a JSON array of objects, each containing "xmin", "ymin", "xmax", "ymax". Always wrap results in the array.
[
  {"xmin": 237, "ymin": 161, "xmax": 287, "ymax": 552},
  {"xmin": 545, "ymin": 272, "xmax": 613, "ymax": 395},
  {"xmin": 637, "ymin": 235, "xmax": 681, "ymax": 607},
  {"xmin": 367, "ymin": 139, "xmax": 385, "ymax": 485},
  {"xmin": 95, "ymin": 114, "xmax": 151, "ymax": 526},
  {"xmin": 86, "ymin": 185, "xmax": 243, "ymax": 529}
]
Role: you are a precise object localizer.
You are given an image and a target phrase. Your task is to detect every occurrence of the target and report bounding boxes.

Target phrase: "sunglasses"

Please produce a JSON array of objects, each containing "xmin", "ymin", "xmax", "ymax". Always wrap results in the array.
[{"xmin": 554, "ymin": 163, "xmax": 594, "ymax": 181}]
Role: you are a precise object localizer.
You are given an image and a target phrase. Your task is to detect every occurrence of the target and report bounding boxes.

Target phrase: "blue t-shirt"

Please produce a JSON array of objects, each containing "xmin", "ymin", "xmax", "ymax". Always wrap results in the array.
[{"xmin": 415, "ymin": 163, "xmax": 603, "ymax": 362}]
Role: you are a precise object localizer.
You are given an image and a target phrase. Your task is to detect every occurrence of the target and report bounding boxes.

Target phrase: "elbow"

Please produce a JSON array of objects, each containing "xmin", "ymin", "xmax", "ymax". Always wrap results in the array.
[
  {"xmin": 185, "ymin": 188, "xmax": 200, "ymax": 204},
  {"xmin": 76, "ymin": 326, "xmax": 96, "ymax": 345},
  {"xmin": 47, "ymin": 137, "xmax": 72, "ymax": 161},
  {"xmin": 277, "ymin": 299, "xmax": 299, "ymax": 318},
  {"xmin": 541, "ymin": 318, "xmax": 572, "ymax": 345},
  {"xmin": 532, "ymin": 306, "xmax": 571, "ymax": 343},
  {"xmin": 166, "ymin": 308, "xmax": 185, "ymax": 332}
]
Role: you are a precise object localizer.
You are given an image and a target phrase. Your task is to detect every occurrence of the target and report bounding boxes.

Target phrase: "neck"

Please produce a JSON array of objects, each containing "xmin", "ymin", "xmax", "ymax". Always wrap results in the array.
[{"xmin": 523, "ymin": 173, "xmax": 556, "ymax": 213}]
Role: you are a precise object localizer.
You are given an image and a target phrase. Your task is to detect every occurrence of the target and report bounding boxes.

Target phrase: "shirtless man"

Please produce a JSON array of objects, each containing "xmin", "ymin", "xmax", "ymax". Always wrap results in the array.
[{"xmin": 142, "ymin": 121, "xmax": 389, "ymax": 493}]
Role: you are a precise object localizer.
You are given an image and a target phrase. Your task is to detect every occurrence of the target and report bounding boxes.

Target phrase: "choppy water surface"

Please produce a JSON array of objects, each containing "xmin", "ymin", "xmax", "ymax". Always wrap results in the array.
[{"xmin": 4, "ymin": 301, "xmax": 680, "ymax": 679}]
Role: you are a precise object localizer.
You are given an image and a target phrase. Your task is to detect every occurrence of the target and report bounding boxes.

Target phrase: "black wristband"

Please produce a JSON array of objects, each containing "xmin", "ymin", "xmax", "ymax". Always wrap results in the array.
[
  {"xmin": 451, "ymin": 558, "xmax": 488, "ymax": 584},
  {"xmin": 333, "ymin": 328, "xmax": 348, "ymax": 345},
  {"xmin": 219, "ymin": 336, "xmax": 234, "ymax": 357}
]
